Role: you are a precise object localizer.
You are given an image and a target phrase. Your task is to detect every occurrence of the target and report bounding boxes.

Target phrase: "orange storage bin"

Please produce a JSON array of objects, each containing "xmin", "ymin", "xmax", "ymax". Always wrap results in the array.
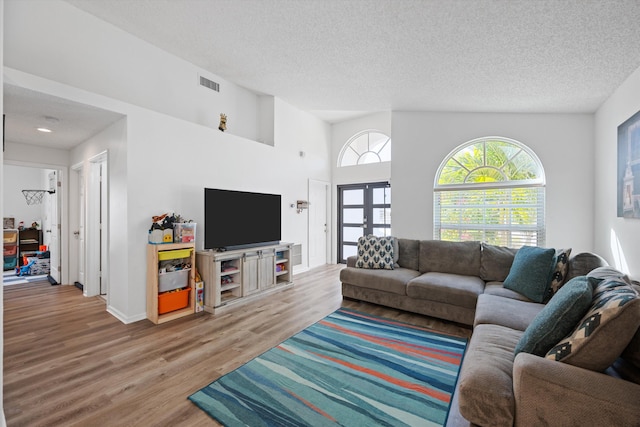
[
  {"xmin": 3, "ymin": 245, "xmax": 17, "ymax": 257},
  {"xmin": 157, "ymin": 287, "xmax": 191, "ymax": 314}
]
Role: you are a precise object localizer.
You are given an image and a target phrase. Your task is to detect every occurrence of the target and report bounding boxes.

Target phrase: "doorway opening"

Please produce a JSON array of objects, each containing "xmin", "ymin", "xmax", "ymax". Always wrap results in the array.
[
  {"xmin": 308, "ymin": 179, "xmax": 330, "ymax": 269},
  {"xmin": 337, "ymin": 181, "xmax": 391, "ymax": 263},
  {"xmin": 2, "ymin": 163, "xmax": 63, "ymax": 285}
]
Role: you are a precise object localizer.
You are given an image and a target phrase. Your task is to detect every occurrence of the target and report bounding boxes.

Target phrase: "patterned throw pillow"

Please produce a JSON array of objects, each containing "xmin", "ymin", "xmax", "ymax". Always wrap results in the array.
[
  {"xmin": 355, "ymin": 235, "xmax": 395, "ymax": 270},
  {"xmin": 547, "ymin": 248, "xmax": 572, "ymax": 299},
  {"xmin": 545, "ymin": 278, "xmax": 640, "ymax": 371}
]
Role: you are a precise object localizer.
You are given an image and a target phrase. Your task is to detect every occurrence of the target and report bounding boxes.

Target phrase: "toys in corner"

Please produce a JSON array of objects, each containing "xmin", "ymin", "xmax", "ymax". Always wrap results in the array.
[{"xmin": 148, "ymin": 213, "xmax": 196, "ymax": 244}]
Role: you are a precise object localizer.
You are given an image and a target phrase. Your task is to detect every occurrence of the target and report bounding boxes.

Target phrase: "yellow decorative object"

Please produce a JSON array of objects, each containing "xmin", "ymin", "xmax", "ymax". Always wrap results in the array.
[{"xmin": 218, "ymin": 113, "xmax": 227, "ymax": 131}]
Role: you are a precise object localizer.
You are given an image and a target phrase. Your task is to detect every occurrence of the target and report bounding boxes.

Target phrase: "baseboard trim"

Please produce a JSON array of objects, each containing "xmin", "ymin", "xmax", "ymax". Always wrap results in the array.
[{"xmin": 107, "ymin": 306, "xmax": 148, "ymax": 324}]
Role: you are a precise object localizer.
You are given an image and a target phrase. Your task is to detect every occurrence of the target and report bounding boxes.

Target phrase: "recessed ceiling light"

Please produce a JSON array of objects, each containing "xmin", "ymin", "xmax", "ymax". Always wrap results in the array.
[{"xmin": 37, "ymin": 127, "xmax": 53, "ymax": 133}]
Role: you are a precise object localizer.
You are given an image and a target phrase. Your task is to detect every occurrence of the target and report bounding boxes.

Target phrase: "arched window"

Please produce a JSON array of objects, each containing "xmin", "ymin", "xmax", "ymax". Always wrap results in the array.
[
  {"xmin": 434, "ymin": 137, "xmax": 546, "ymax": 248},
  {"xmin": 338, "ymin": 130, "xmax": 391, "ymax": 167}
]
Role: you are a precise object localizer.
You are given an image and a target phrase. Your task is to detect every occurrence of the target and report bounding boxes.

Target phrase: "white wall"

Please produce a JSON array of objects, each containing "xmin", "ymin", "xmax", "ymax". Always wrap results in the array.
[
  {"xmin": 4, "ymin": 0, "xmax": 331, "ymax": 322},
  {"xmin": 4, "ymin": 141, "xmax": 70, "ymax": 166},
  {"xmin": 391, "ymin": 112, "xmax": 595, "ymax": 255},
  {"xmin": 70, "ymin": 118, "xmax": 128, "ymax": 315},
  {"xmin": 4, "ymin": 0, "xmax": 264, "ymax": 142},
  {"xmin": 330, "ymin": 112, "xmax": 392, "ymax": 262},
  {"xmin": 594, "ymin": 65, "xmax": 640, "ymax": 278},
  {"xmin": 2, "ymin": 164, "xmax": 45, "ymax": 228},
  {"xmin": 1, "ymin": 0, "xmax": 5, "ymax": 423}
]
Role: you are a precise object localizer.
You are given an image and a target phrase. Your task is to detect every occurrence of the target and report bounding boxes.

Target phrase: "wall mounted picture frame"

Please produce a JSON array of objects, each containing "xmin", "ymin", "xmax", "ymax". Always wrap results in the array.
[{"xmin": 618, "ymin": 109, "xmax": 640, "ymax": 218}]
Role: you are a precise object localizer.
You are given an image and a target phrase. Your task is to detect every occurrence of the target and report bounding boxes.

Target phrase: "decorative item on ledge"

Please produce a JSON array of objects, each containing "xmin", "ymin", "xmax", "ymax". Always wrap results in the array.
[{"xmin": 218, "ymin": 113, "xmax": 227, "ymax": 132}]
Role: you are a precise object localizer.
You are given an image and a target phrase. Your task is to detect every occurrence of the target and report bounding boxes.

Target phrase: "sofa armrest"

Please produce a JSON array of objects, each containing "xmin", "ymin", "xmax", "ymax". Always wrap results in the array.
[
  {"xmin": 346, "ymin": 256, "xmax": 357, "ymax": 268},
  {"xmin": 513, "ymin": 353, "xmax": 640, "ymax": 425}
]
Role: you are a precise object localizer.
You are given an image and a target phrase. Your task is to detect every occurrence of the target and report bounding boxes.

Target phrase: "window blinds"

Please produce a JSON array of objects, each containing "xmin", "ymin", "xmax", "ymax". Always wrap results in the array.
[{"xmin": 434, "ymin": 186, "xmax": 545, "ymax": 248}]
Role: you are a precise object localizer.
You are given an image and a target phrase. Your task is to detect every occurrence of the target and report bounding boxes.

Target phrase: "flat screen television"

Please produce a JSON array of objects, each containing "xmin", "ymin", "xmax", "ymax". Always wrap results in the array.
[{"xmin": 204, "ymin": 188, "xmax": 281, "ymax": 250}]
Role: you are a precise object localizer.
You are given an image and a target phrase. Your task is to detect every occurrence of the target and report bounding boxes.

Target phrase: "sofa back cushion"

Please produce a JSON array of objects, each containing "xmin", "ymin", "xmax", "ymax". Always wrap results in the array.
[
  {"xmin": 397, "ymin": 238, "xmax": 420, "ymax": 271},
  {"xmin": 419, "ymin": 240, "xmax": 481, "ymax": 276},
  {"xmin": 480, "ymin": 243, "xmax": 517, "ymax": 281},
  {"xmin": 565, "ymin": 252, "xmax": 609, "ymax": 281}
]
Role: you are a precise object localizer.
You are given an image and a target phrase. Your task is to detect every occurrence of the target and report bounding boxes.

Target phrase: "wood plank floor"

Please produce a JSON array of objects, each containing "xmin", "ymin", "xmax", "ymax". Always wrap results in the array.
[{"xmin": 4, "ymin": 264, "xmax": 471, "ymax": 426}]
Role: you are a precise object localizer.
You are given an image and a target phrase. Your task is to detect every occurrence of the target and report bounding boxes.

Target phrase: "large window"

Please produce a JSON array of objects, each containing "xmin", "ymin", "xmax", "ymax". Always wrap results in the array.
[
  {"xmin": 338, "ymin": 130, "xmax": 391, "ymax": 167},
  {"xmin": 434, "ymin": 137, "xmax": 545, "ymax": 248}
]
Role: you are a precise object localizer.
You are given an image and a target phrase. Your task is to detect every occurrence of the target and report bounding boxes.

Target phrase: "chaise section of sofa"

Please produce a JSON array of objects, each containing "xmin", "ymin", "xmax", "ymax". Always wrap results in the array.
[{"xmin": 457, "ymin": 267, "xmax": 640, "ymax": 427}]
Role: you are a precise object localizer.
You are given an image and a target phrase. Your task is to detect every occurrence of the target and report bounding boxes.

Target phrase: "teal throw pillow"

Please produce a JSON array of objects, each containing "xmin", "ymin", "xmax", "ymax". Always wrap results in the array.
[
  {"xmin": 503, "ymin": 246, "xmax": 556, "ymax": 302},
  {"xmin": 514, "ymin": 276, "xmax": 594, "ymax": 356}
]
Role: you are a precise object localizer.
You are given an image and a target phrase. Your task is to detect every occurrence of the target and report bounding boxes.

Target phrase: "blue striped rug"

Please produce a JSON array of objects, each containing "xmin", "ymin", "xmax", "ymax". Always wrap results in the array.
[{"xmin": 189, "ymin": 308, "xmax": 467, "ymax": 426}]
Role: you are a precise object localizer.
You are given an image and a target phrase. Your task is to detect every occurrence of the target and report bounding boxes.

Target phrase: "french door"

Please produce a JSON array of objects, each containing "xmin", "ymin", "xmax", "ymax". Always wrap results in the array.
[{"xmin": 337, "ymin": 182, "xmax": 391, "ymax": 263}]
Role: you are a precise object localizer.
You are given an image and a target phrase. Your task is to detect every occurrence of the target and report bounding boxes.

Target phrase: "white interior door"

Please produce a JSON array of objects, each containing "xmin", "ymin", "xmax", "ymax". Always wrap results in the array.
[
  {"xmin": 75, "ymin": 166, "xmax": 86, "ymax": 287},
  {"xmin": 308, "ymin": 180, "xmax": 330, "ymax": 268},
  {"xmin": 86, "ymin": 152, "xmax": 108, "ymax": 297},
  {"xmin": 47, "ymin": 171, "xmax": 60, "ymax": 283}
]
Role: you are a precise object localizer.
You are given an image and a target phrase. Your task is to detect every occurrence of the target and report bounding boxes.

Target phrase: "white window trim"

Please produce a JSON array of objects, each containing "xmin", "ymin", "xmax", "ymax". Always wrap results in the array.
[
  {"xmin": 434, "ymin": 136, "xmax": 546, "ymax": 248},
  {"xmin": 337, "ymin": 129, "xmax": 391, "ymax": 167}
]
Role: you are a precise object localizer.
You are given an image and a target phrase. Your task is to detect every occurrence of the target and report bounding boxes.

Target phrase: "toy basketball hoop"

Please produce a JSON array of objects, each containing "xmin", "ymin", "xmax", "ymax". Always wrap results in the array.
[{"xmin": 22, "ymin": 190, "xmax": 55, "ymax": 206}]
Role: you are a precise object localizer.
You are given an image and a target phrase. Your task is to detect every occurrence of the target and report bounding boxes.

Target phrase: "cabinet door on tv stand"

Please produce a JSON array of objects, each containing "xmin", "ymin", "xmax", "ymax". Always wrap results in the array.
[
  {"xmin": 242, "ymin": 252, "xmax": 260, "ymax": 296},
  {"xmin": 258, "ymin": 249, "xmax": 275, "ymax": 290}
]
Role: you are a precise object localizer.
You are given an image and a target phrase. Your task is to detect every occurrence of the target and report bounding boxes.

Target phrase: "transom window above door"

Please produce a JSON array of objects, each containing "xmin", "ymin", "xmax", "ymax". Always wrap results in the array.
[{"xmin": 338, "ymin": 130, "xmax": 391, "ymax": 167}]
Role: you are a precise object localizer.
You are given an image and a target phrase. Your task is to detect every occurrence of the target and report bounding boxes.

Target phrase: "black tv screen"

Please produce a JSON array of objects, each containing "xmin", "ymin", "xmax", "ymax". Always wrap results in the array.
[{"xmin": 204, "ymin": 188, "xmax": 281, "ymax": 250}]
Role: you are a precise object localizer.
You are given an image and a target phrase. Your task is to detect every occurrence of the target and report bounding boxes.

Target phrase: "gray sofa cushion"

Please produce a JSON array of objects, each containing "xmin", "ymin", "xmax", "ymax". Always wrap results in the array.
[
  {"xmin": 565, "ymin": 252, "xmax": 609, "ymax": 281},
  {"xmin": 397, "ymin": 238, "xmax": 420, "ymax": 271},
  {"xmin": 418, "ymin": 240, "xmax": 481, "ymax": 276},
  {"xmin": 474, "ymin": 293, "xmax": 544, "ymax": 331},
  {"xmin": 483, "ymin": 282, "xmax": 533, "ymax": 301},
  {"xmin": 458, "ymin": 324, "xmax": 523, "ymax": 427},
  {"xmin": 480, "ymin": 243, "xmax": 517, "ymax": 281},
  {"xmin": 406, "ymin": 272, "xmax": 485, "ymax": 309},
  {"xmin": 339, "ymin": 266, "xmax": 420, "ymax": 296}
]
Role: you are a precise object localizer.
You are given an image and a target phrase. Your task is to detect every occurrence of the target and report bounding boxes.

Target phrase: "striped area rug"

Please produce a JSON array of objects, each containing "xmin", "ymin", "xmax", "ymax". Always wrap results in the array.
[{"xmin": 189, "ymin": 308, "xmax": 467, "ymax": 426}]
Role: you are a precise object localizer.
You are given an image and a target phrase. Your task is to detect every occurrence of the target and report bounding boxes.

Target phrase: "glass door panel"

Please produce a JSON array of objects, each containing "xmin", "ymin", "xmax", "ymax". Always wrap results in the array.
[{"xmin": 338, "ymin": 182, "xmax": 391, "ymax": 263}]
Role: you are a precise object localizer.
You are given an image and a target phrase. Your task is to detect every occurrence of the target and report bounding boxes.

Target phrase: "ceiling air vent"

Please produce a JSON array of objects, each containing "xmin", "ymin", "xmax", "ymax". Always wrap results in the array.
[{"xmin": 199, "ymin": 75, "xmax": 220, "ymax": 92}]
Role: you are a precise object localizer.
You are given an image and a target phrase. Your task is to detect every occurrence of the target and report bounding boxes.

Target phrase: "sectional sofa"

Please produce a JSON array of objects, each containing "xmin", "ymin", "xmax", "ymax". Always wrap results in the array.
[{"xmin": 340, "ymin": 238, "xmax": 640, "ymax": 426}]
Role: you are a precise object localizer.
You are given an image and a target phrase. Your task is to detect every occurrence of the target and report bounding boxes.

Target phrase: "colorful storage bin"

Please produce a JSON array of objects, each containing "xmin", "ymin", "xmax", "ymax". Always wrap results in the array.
[
  {"xmin": 158, "ymin": 287, "xmax": 191, "ymax": 314},
  {"xmin": 4, "ymin": 257, "xmax": 17, "ymax": 270},
  {"xmin": 158, "ymin": 269, "xmax": 190, "ymax": 292},
  {"xmin": 4, "ymin": 245, "xmax": 17, "ymax": 257},
  {"xmin": 173, "ymin": 223, "xmax": 196, "ymax": 243},
  {"xmin": 157, "ymin": 248, "xmax": 192, "ymax": 261}
]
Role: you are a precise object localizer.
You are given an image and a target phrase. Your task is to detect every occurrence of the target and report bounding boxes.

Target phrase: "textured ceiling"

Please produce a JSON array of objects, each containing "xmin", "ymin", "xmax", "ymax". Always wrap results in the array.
[
  {"xmin": 64, "ymin": 0, "xmax": 640, "ymax": 118},
  {"xmin": 6, "ymin": 0, "xmax": 640, "ymax": 151}
]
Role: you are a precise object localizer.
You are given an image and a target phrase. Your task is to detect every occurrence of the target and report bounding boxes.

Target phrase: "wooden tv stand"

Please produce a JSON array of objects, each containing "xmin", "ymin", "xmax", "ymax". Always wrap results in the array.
[{"xmin": 195, "ymin": 242, "xmax": 293, "ymax": 314}]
